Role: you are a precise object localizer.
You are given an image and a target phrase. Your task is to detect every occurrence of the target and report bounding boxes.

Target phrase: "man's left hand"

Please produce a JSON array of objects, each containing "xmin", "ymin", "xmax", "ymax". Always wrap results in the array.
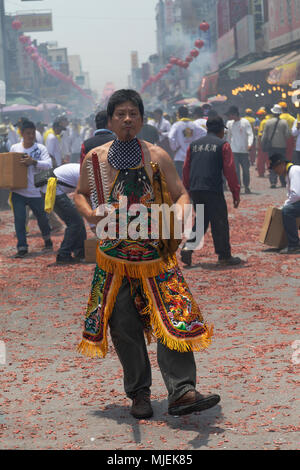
[{"xmin": 20, "ymin": 154, "xmax": 36, "ymax": 167}]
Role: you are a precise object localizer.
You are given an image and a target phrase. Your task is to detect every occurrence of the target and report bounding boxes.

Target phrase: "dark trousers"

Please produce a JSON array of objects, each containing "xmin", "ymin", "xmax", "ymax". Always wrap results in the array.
[
  {"xmin": 0, "ymin": 189, "xmax": 9, "ymax": 210},
  {"xmin": 11, "ymin": 192, "xmax": 51, "ymax": 251},
  {"xmin": 233, "ymin": 153, "xmax": 250, "ymax": 188},
  {"xmin": 282, "ymin": 201, "xmax": 300, "ymax": 248},
  {"xmin": 187, "ymin": 191, "xmax": 231, "ymax": 260},
  {"xmin": 108, "ymin": 279, "xmax": 197, "ymax": 404},
  {"xmin": 268, "ymin": 147, "xmax": 286, "ymax": 186},
  {"xmin": 293, "ymin": 151, "xmax": 300, "ymax": 165},
  {"xmin": 174, "ymin": 161, "xmax": 184, "ymax": 180},
  {"xmin": 52, "ymin": 194, "xmax": 87, "ymax": 258}
]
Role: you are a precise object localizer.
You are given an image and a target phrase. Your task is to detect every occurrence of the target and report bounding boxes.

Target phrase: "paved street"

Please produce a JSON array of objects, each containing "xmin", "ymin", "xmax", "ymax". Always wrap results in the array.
[{"xmin": 0, "ymin": 168, "xmax": 299, "ymax": 450}]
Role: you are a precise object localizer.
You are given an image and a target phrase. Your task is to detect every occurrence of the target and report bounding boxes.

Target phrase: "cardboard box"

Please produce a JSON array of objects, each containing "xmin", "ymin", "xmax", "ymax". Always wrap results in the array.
[
  {"xmin": 0, "ymin": 153, "xmax": 28, "ymax": 189},
  {"xmin": 259, "ymin": 206, "xmax": 300, "ymax": 249},
  {"xmin": 84, "ymin": 238, "xmax": 98, "ymax": 263}
]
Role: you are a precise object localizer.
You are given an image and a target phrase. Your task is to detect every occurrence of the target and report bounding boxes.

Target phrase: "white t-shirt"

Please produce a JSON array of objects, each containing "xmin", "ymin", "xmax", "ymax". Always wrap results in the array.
[
  {"xmin": 226, "ymin": 118, "xmax": 254, "ymax": 153},
  {"xmin": 154, "ymin": 117, "xmax": 171, "ymax": 142},
  {"xmin": 169, "ymin": 120, "xmax": 207, "ymax": 161},
  {"xmin": 40, "ymin": 163, "xmax": 80, "ymax": 196},
  {"xmin": 45, "ymin": 133, "xmax": 63, "ymax": 167},
  {"xmin": 285, "ymin": 165, "xmax": 300, "ymax": 206},
  {"xmin": 10, "ymin": 142, "xmax": 52, "ymax": 198},
  {"xmin": 35, "ymin": 130, "xmax": 43, "ymax": 144},
  {"xmin": 194, "ymin": 118, "xmax": 208, "ymax": 132}
]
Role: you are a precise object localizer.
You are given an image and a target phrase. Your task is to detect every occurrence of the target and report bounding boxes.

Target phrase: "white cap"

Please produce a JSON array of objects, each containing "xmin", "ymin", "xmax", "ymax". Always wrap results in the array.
[{"xmin": 271, "ymin": 104, "xmax": 283, "ymax": 115}]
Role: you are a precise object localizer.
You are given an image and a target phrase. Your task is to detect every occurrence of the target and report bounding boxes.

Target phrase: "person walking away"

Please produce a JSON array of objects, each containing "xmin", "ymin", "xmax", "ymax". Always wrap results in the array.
[
  {"xmin": 279, "ymin": 102, "xmax": 296, "ymax": 162},
  {"xmin": 243, "ymin": 109, "xmax": 257, "ymax": 166},
  {"xmin": 70, "ymin": 119, "xmax": 83, "ymax": 163},
  {"xmin": 269, "ymin": 154, "xmax": 300, "ymax": 254},
  {"xmin": 80, "ymin": 111, "xmax": 115, "ymax": 168},
  {"xmin": 45, "ymin": 119, "xmax": 66, "ymax": 168},
  {"xmin": 261, "ymin": 104, "xmax": 290, "ymax": 188},
  {"xmin": 225, "ymin": 106, "xmax": 254, "ymax": 194},
  {"xmin": 40, "ymin": 163, "xmax": 87, "ymax": 264},
  {"xmin": 256, "ymin": 107, "xmax": 271, "ymax": 177},
  {"xmin": 193, "ymin": 106, "xmax": 207, "ymax": 132},
  {"xmin": 291, "ymin": 115, "xmax": 300, "ymax": 165},
  {"xmin": 152, "ymin": 108, "xmax": 172, "ymax": 156},
  {"xmin": 181, "ymin": 116, "xmax": 241, "ymax": 267},
  {"xmin": 9, "ymin": 120, "xmax": 53, "ymax": 258},
  {"xmin": 0, "ymin": 124, "xmax": 12, "ymax": 210},
  {"xmin": 169, "ymin": 106, "xmax": 206, "ymax": 179},
  {"xmin": 75, "ymin": 89, "xmax": 220, "ymax": 419}
]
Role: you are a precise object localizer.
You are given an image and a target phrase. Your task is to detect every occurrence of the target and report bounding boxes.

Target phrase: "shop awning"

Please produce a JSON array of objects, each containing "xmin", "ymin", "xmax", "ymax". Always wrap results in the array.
[{"xmin": 231, "ymin": 51, "xmax": 300, "ymax": 74}]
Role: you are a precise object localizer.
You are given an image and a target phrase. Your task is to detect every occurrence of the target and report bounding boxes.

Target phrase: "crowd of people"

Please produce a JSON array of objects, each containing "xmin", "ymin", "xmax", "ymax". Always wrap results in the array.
[
  {"xmin": 0, "ymin": 89, "xmax": 300, "ymax": 421},
  {"xmin": 0, "ymin": 95, "xmax": 300, "ymax": 263}
]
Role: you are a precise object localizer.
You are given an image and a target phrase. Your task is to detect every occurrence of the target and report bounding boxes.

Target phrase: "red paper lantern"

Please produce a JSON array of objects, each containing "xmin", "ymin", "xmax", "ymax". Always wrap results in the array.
[
  {"xmin": 19, "ymin": 35, "xmax": 28, "ymax": 44},
  {"xmin": 195, "ymin": 39, "xmax": 205, "ymax": 49},
  {"xmin": 199, "ymin": 21, "xmax": 210, "ymax": 32},
  {"xmin": 190, "ymin": 49, "xmax": 200, "ymax": 58},
  {"xmin": 170, "ymin": 57, "xmax": 178, "ymax": 65},
  {"xmin": 166, "ymin": 63, "xmax": 173, "ymax": 70},
  {"xmin": 12, "ymin": 20, "xmax": 22, "ymax": 31},
  {"xmin": 31, "ymin": 53, "xmax": 39, "ymax": 62},
  {"xmin": 186, "ymin": 56, "xmax": 193, "ymax": 63},
  {"xmin": 182, "ymin": 61, "xmax": 189, "ymax": 69}
]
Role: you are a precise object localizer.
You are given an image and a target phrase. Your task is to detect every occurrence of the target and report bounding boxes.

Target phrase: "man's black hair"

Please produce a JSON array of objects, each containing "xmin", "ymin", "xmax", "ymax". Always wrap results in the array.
[
  {"xmin": 21, "ymin": 120, "xmax": 36, "ymax": 132},
  {"xmin": 107, "ymin": 89, "xmax": 144, "ymax": 119},
  {"xmin": 178, "ymin": 106, "xmax": 189, "ymax": 118},
  {"xmin": 95, "ymin": 110, "xmax": 108, "ymax": 129},
  {"xmin": 192, "ymin": 106, "xmax": 204, "ymax": 118}
]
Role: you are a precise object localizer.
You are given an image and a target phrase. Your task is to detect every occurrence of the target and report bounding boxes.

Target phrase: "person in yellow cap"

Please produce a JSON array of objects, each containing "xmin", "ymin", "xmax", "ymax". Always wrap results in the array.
[
  {"xmin": 243, "ymin": 109, "xmax": 256, "ymax": 166},
  {"xmin": 279, "ymin": 102, "xmax": 296, "ymax": 161},
  {"xmin": 256, "ymin": 107, "xmax": 271, "ymax": 177}
]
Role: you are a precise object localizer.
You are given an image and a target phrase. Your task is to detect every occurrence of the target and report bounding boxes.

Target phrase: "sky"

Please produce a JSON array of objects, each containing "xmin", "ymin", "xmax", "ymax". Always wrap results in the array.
[{"xmin": 5, "ymin": 0, "xmax": 158, "ymax": 97}]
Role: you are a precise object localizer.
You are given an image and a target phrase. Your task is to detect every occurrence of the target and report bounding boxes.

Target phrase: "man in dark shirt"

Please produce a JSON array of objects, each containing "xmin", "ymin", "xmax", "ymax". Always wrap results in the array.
[
  {"xmin": 137, "ymin": 116, "xmax": 160, "ymax": 145},
  {"xmin": 182, "ymin": 116, "xmax": 242, "ymax": 266},
  {"xmin": 80, "ymin": 111, "xmax": 115, "ymax": 168}
]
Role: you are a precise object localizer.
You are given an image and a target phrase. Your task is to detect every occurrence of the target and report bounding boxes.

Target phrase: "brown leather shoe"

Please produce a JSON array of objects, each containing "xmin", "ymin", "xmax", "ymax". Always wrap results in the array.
[
  {"xmin": 168, "ymin": 390, "xmax": 220, "ymax": 416},
  {"xmin": 130, "ymin": 391, "xmax": 153, "ymax": 419}
]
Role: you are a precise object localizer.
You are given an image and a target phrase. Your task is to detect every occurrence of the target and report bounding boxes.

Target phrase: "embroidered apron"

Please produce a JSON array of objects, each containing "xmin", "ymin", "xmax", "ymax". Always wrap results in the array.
[{"xmin": 77, "ymin": 142, "xmax": 213, "ymax": 358}]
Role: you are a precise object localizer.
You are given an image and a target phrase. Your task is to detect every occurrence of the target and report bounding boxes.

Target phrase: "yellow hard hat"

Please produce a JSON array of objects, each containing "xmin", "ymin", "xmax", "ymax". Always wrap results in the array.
[{"xmin": 245, "ymin": 108, "xmax": 253, "ymax": 114}]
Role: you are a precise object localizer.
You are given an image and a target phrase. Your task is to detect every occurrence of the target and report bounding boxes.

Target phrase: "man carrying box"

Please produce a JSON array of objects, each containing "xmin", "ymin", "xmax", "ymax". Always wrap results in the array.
[
  {"xmin": 269, "ymin": 154, "xmax": 300, "ymax": 254},
  {"xmin": 10, "ymin": 120, "xmax": 53, "ymax": 258}
]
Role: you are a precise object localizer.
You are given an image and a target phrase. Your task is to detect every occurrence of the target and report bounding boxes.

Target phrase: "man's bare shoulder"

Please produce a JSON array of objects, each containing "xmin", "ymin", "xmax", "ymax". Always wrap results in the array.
[
  {"xmin": 142, "ymin": 141, "xmax": 172, "ymax": 166},
  {"xmin": 85, "ymin": 141, "xmax": 112, "ymax": 162}
]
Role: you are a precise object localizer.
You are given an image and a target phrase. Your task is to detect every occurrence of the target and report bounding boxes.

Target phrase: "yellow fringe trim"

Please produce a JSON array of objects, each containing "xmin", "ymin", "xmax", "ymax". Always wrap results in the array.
[
  {"xmin": 96, "ymin": 247, "xmax": 177, "ymax": 279},
  {"xmin": 77, "ymin": 249, "xmax": 213, "ymax": 358}
]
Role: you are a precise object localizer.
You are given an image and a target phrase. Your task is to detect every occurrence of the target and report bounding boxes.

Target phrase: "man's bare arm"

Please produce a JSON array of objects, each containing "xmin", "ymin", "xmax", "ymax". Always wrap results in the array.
[{"xmin": 74, "ymin": 156, "xmax": 103, "ymax": 225}]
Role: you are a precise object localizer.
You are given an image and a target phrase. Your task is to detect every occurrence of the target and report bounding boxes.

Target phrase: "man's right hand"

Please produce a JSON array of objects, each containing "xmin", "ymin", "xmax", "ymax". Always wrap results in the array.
[
  {"xmin": 233, "ymin": 197, "xmax": 240, "ymax": 209},
  {"xmin": 86, "ymin": 209, "xmax": 104, "ymax": 226}
]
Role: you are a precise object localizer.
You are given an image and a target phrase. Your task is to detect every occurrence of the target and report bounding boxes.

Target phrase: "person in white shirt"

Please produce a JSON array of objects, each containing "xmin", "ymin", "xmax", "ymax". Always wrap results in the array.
[
  {"xmin": 226, "ymin": 105, "xmax": 254, "ymax": 194},
  {"xmin": 291, "ymin": 118, "xmax": 300, "ymax": 165},
  {"xmin": 70, "ymin": 119, "xmax": 83, "ymax": 163},
  {"xmin": 10, "ymin": 120, "xmax": 53, "ymax": 258},
  {"xmin": 269, "ymin": 154, "xmax": 300, "ymax": 254},
  {"xmin": 45, "ymin": 120, "xmax": 65, "ymax": 167},
  {"xmin": 3, "ymin": 116, "xmax": 19, "ymax": 145},
  {"xmin": 40, "ymin": 163, "xmax": 86, "ymax": 264},
  {"xmin": 153, "ymin": 108, "xmax": 174, "ymax": 156},
  {"xmin": 168, "ymin": 106, "xmax": 207, "ymax": 179},
  {"xmin": 192, "ymin": 106, "xmax": 208, "ymax": 132}
]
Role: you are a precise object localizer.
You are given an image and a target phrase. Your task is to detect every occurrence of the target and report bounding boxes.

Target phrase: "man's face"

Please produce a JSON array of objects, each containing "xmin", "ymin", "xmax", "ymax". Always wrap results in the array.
[
  {"xmin": 22, "ymin": 128, "xmax": 36, "ymax": 148},
  {"xmin": 108, "ymin": 101, "xmax": 143, "ymax": 141}
]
